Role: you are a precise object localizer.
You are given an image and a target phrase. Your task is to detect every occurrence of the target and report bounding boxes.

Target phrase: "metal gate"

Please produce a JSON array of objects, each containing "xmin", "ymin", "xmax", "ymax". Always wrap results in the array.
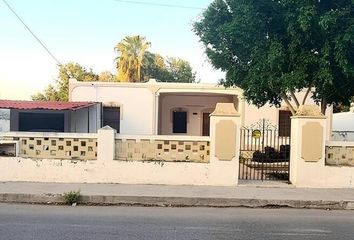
[{"xmin": 239, "ymin": 119, "xmax": 290, "ymax": 181}]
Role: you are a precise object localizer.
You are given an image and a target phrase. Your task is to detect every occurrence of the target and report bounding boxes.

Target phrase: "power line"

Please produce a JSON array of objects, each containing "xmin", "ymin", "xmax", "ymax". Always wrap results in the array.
[
  {"xmin": 114, "ymin": 0, "xmax": 204, "ymax": 10},
  {"xmin": 2, "ymin": 0, "xmax": 62, "ymax": 65}
]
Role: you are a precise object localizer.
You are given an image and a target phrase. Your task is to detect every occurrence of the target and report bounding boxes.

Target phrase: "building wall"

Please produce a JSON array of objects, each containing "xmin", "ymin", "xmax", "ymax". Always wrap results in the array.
[
  {"xmin": 70, "ymin": 80, "xmax": 332, "ymax": 137},
  {"xmin": 159, "ymin": 94, "xmax": 233, "ymax": 135},
  {"xmin": 70, "ymin": 105, "xmax": 100, "ymax": 133},
  {"xmin": 0, "ymin": 109, "xmax": 10, "ymax": 132},
  {"xmin": 71, "ymin": 85, "xmax": 154, "ymax": 135}
]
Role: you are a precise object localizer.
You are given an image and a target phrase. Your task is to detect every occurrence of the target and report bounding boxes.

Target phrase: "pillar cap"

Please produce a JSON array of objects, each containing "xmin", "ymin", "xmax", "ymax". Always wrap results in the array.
[
  {"xmin": 210, "ymin": 103, "xmax": 240, "ymax": 117},
  {"xmin": 292, "ymin": 105, "xmax": 326, "ymax": 119},
  {"xmin": 98, "ymin": 126, "xmax": 117, "ymax": 132}
]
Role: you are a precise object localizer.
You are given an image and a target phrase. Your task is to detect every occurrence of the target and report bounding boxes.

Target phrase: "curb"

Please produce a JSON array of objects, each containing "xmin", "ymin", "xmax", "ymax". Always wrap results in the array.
[{"xmin": 0, "ymin": 193, "xmax": 354, "ymax": 210}]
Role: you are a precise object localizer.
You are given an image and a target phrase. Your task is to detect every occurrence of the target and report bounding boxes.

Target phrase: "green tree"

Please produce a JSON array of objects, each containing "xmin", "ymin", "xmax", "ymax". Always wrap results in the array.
[
  {"xmin": 115, "ymin": 35, "xmax": 151, "ymax": 82},
  {"xmin": 31, "ymin": 84, "xmax": 60, "ymax": 101},
  {"xmin": 32, "ymin": 63, "xmax": 99, "ymax": 102},
  {"xmin": 57, "ymin": 63, "xmax": 99, "ymax": 101},
  {"xmin": 99, "ymin": 71, "xmax": 115, "ymax": 82},
  {"xmin": 165, "ymin": 57, "xmax": 196, "ymax": 83},
  {"xmin": 194, "ymin": 0, "xmax": 354, "ymax": 114},
  {"xmin": 141, "ymin": 52, "xmax": 170, "ymax": 82},
  {"xmin": 141, "ymin": 52, "xmax": 197, "ymax": 83}
]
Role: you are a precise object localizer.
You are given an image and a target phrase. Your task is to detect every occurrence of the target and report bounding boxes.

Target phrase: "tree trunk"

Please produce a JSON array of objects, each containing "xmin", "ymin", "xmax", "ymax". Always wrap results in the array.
[
  {"xmin": 281, "ymin": 94, "xmax": 296, "ymax": 115},
  {"xmin": 321, "ymin": 97, "xmax": 327, "ymax": 114},
  {"xmin": 302, "ymin": 87, "xmax": 311, "ymax": 105},
  {"xmin": 290, "ymin": 90, "xmax": 300, "ymax": 108}
]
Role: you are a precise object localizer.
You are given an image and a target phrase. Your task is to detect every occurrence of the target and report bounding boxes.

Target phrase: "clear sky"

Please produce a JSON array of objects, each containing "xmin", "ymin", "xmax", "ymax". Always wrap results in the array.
[{"xmin": 0, "ymin": 0, "xmax": 224, "ymax": 100}]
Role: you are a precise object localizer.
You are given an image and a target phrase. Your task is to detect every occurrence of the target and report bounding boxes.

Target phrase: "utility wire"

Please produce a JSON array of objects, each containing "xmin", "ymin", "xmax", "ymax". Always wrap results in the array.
[
  {"xmin": 114, "ymin": 0, "xmax": 204, "ymax": 10},
  {"xmin": 2, "ymin": 0, "xmax": 62, "ymax": 65}
]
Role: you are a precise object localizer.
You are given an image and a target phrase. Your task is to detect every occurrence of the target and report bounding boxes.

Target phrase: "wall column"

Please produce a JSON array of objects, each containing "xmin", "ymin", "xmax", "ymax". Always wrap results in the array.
[
  {"xmin": 208, "ymin": 103, "xmax": 241, "ymax": 186},
  {"xmin": 97, "ymin": 126, "xmax": 116, "ymax": 162},
  {"xmin": 289, "ymin": 105, "xmax": 327, "ymax": 186}
]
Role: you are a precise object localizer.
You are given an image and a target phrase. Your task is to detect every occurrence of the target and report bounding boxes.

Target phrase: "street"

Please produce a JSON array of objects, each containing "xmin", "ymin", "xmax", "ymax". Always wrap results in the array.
[{"xmin": 0, "ymin": 204, "xmax": 353, "ymax": 240}]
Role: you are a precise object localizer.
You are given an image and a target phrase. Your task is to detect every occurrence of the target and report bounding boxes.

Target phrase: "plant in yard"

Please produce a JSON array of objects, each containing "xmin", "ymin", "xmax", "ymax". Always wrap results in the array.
[{"xmin": 63, "ymin": 190, "xmax": 81, "ymax": 206}]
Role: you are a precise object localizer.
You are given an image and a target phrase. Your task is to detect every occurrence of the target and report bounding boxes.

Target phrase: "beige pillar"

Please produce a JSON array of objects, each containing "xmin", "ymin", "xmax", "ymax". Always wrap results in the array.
[
  {"xmin": 97, "ymin": 126, "xmax": 116, "ymax": 162},
  {"xmin": 289, "ymin": 105, "xmax": 327, "ymax": 186},
  {"xmin": 208, "ymin": 103, "xmax": 241, "ymax": 186}
]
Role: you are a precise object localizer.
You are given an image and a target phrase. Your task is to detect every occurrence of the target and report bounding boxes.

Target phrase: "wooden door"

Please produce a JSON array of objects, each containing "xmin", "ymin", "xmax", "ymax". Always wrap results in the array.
[{"xmin": 202, "ymin": 113, "xmax": 211, "ymax": 136}]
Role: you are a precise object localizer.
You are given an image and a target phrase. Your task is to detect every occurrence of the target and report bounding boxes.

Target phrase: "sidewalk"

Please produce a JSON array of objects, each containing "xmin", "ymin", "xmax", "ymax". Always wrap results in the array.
[{"xmin": 0, "ymin": 181, "xmax": 354, "ymax": 210}]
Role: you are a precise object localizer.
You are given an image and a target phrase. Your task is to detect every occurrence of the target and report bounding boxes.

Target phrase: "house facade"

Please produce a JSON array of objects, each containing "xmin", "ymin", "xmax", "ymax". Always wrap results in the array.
[{"xmin": 69, "ymin": 79, "xmax": 333, "ymax": 138}]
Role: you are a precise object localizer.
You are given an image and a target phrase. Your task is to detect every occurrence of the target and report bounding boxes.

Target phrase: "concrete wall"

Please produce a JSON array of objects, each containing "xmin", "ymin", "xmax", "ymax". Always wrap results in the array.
[
  {"xmin": 290, "ymin": 111, "xmax": 354, "ymax": 188},
  {"xmin": 0, "ymin": 103, "xmax": 241, "ymax": 186},
  {"xmin": 159, "ymin": 94, "xmax": 233, "ymax": 135},
  {"xmin": 0, "ymin": 109, "xmax": 10, "ymax": 132}
]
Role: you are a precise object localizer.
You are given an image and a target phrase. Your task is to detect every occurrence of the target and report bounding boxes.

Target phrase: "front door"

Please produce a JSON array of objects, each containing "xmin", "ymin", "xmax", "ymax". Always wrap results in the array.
[{"xmin": 202, "ymin": 113, "xmax": 211, "ymax": 136}]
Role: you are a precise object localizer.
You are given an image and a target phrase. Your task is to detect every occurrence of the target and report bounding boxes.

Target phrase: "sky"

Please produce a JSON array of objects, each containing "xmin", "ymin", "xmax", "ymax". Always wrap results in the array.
[{"xmin": 0, "ymin": 0, "xmax": 224, "ymax": 100}]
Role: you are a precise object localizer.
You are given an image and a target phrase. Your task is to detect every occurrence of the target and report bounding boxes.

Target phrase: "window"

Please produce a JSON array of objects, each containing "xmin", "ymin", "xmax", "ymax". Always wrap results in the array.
[
  {"xmin": 172, "ymin": 111, "xmax": 187, "ymax": 133},
  {"xmin": 18, "ymin": 112, "xmax": 64, "ymax": 132},
  {"xmin": 103, "ymin": 107, "xmax": 120, "ymax": 132},
  {"xmin": 278, "ymin": 110, "xmax": 292, "ymax": 137}
]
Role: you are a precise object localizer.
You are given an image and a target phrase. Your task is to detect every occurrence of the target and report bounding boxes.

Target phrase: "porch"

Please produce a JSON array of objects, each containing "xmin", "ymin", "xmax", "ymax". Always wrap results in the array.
[{"xmin": 156, "ymin": 91, "xmax": 241, "ymax": 136}]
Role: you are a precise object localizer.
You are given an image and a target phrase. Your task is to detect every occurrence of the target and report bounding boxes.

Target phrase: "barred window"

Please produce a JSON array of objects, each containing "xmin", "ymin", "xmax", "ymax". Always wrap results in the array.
[{"xmin": 278, "ymin": 110, "xmax": 292, "ymax": 137}]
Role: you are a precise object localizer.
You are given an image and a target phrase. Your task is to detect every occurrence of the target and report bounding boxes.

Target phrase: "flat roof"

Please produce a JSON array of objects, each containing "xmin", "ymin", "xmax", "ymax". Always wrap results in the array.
[{"xmin": 0, "ymin": 100, "xmax": 97, "ymax": 111}]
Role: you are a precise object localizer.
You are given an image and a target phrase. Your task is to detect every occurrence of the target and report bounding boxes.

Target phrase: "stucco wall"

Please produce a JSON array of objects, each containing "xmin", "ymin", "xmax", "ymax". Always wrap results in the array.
[
  {"xmin": 290, "ymin": 117, "xmax": 354, "ymax": 188},
  {"xmin": 0, "ymin": 157, "xmax": 238, "ymax": 186},
  {"xmin": 159, "ymin": 94, "xmax": 233, "ymax": 135},
  {"xmin": 71, "ymin": 85, "xmax": 154, "ymax": 135},
  {"xmin": 0, "ymin": 109, "xmax": 241, "ymax": 186}
]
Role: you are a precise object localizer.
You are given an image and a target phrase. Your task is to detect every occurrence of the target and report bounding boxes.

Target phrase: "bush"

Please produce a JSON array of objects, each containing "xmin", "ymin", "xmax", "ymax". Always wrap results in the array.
[{"xmin": 63, "ymin": 190, "xmax": 81, "ymax": 205}]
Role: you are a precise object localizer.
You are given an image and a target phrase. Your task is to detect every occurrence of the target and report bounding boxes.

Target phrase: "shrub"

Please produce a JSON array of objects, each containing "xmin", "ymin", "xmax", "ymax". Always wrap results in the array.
[{"xmin": 63, "ymin": 190, "xmax": 81, "ymax": 205}]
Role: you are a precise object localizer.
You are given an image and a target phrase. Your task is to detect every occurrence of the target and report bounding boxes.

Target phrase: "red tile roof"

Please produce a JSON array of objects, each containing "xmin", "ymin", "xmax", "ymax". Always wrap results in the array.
[{"xmin": 0, "ymin": 100, "xmax": 97, "ymax": 111}]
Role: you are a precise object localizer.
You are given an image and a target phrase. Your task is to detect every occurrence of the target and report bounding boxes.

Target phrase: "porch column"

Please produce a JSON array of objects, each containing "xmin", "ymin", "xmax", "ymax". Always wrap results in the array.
[
  {"xmin": 154, "ymin": 92, "xmax": 160, "ymax": 135},
  {"xmin": 208, "ymin": 103, "xmax": 241, "ymax": 186},
  {"xmin": 289, "ymin": 105, "xmax": 327, "ymax": 186}
]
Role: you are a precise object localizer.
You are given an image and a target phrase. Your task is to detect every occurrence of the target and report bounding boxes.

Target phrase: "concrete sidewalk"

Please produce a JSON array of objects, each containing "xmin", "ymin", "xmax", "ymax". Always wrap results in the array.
[{"xmin": 0, "ymin": 181, "xmax": 354, "ymax": 210}]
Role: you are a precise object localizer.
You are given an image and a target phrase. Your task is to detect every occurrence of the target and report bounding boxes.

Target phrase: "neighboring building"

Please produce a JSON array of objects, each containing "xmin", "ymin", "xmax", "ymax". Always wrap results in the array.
[
  {"xmin": 0, "ymin": 100, "xmax": 100, "ymax": 133},
  {"xmin": 69, "ymin": 79, "xmax": 332, "ymax": 138},
  {"xmin": 332, "ymin": 112, "xmax": 354, "ymax": 141}
]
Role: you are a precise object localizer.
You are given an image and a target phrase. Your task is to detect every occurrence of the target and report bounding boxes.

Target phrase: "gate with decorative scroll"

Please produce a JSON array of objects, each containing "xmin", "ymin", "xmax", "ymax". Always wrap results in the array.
[{"xmin": 239, "ymin": 119, "xmax": 290, "ymax": 181}]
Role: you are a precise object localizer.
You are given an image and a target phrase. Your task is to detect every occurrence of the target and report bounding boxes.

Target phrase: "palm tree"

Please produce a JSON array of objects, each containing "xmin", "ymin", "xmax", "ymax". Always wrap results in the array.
[{"xmin": 114, "ymin": 35, "xmax": 151, "ymax": 82}]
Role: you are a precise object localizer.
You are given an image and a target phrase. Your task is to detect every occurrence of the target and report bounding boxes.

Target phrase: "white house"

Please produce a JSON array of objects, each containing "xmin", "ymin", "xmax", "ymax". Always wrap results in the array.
[{"xmin": 69, "ymin": 79, "xmax": 332, "ymax": 138}]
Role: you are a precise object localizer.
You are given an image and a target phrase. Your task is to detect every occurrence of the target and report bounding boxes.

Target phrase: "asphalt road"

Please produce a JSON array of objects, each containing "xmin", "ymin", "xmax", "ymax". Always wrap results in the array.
[{"xmin": 0, "ymin": 204, "xmax": 353, "ymax": 240}]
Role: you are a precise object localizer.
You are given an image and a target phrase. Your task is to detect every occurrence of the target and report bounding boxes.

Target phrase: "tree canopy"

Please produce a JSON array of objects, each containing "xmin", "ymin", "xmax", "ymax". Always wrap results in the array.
[
  {"xmin": 33, "ymin": 35, "xmax": 198, "ymax": 101},
  {"xmin": 115, "ymin": 35, "xmax": 151, "ymax": 82},
  {"xmin": 32, "ymin": 63, "xmax": 103, "ymax": 102},
  {"xmin": 194, "ymin": 0, "xmax": 354, "ymax": 114},
  {"xmin": 141, "ymin": 53, "xmax": 197, "ymax": 83},
  {"xmin": 115, "ymin": 35, "xmax": 196, "ymax": 83}
]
